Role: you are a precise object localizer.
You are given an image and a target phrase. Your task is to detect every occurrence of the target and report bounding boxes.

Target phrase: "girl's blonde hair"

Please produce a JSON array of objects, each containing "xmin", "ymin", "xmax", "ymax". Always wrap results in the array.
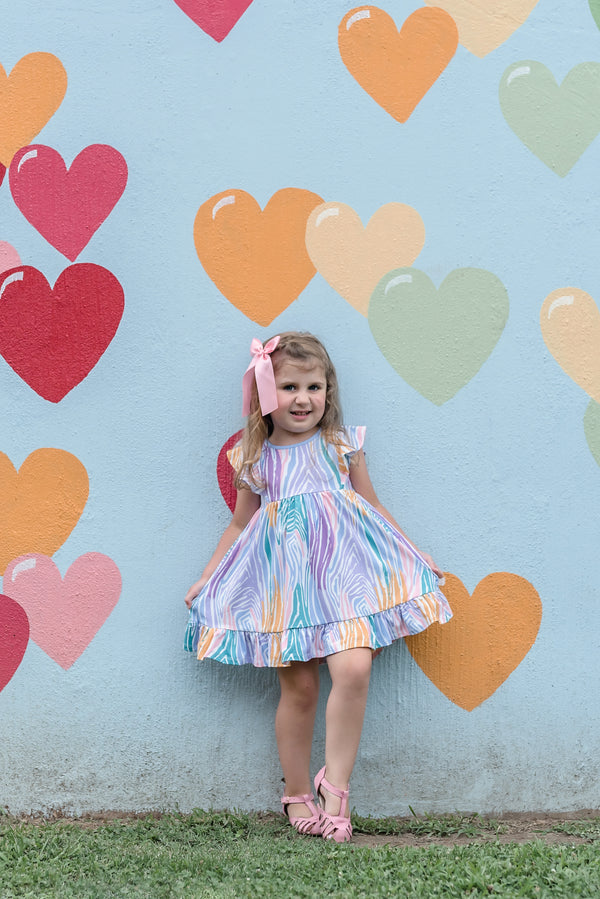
[{"xmin": 234, "ymin": 331, "xmax": 344, "ymax": 489}]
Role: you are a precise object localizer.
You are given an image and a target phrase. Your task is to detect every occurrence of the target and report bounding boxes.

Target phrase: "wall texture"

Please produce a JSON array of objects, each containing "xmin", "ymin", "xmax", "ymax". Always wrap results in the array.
[{"xmin": 1, "ymin": 0, "xmax": 600, "ymax": 815}]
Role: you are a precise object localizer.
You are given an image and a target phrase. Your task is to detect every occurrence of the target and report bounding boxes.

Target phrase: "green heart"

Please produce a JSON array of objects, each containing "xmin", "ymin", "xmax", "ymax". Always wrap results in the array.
[
  {"xmin": 584, "ymin": 399, "xmax": 600, "ymax": 467},
  {"xmin": 499, "ymin": 61, "xmax": 600, "ymax": 177},
  {"xmin": 590, "ymin": 0, "xmax": 600, "ymax": 31},
  {"xmin": 368, "ymin": 267, "xmax": 509, "ymax": 406}
]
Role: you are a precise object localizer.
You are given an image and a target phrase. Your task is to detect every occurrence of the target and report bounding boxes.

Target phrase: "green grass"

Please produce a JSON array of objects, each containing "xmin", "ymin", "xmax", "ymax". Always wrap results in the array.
[{"xmin": 0, "ymin": 810, "xmax": 599, "ymax": 898}]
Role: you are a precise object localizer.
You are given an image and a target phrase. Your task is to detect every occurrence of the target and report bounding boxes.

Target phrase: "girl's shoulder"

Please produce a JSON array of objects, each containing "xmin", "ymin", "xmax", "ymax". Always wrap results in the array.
[{"xmin": 332, "ymin": 425, "xmax": 366, "ymax": 457}]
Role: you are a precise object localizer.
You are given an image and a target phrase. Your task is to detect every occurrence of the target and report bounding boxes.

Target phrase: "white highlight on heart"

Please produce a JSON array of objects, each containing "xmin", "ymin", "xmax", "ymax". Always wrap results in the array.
[
  {"xmin": 507, "ymin": 65, "xmax": 531, "ymax": 86},
  {"xmin": 11, "ymin": 557, "xmax": 37, "ymax": 581},
  {"xmin": 0, "ymin": 270, "xmax": 24, "ymax": 300},
  {"xmin": 548, "ymin": 294, "xmax": 574, "ymax": 318},
  {"xmin": 385, "ymin": 273, "xmax": 413, "ymax": 293},
  {"xmin": 17, "ymin": 149, "xmax": 39, "ymax": 172},
  {"xmin": 315, "ymin": 207, "xmax": 340, "ymax": 228},
  {"xmin": 212, "ymin": 195, "xmax": 236, "ymax": 219},
  {"xmin": 347, "ymin": 9, "xmax": 371, "ymax": 30}
]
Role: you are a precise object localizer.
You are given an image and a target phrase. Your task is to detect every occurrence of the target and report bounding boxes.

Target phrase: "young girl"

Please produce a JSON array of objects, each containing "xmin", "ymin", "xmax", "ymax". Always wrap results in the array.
[{"xmin": 185, "ymin": 332, "xmax": 451, "ymax": 843}]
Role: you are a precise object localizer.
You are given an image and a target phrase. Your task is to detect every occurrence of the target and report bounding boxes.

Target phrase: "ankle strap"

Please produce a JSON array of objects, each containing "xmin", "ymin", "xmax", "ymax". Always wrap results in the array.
[{"xmin": 281, "ymin": 792, "xmax": 314, "ymax": 805}]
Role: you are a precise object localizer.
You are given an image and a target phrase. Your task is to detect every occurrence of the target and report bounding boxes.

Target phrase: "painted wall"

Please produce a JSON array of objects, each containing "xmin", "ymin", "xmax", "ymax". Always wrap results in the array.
[{"xmin": 1, "ymin": 0, "xmax": 599, "ymax": 815}]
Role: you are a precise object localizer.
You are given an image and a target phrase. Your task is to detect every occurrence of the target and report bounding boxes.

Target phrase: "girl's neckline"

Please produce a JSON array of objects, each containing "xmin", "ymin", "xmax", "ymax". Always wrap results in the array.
[{"xmin": 266, "ymin": 431, "xmax": 321, "ymax": 449}]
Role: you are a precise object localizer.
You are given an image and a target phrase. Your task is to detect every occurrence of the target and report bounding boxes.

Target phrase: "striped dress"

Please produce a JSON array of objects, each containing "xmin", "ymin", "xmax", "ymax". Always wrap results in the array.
[{"xmin": 185, "ymin": 427, "xmax": 451, "ymax": 667}]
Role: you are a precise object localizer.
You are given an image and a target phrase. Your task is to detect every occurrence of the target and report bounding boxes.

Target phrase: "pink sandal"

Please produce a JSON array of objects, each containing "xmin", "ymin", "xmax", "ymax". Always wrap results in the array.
[
  {"xmin": 281, "ymin": 792, "xmax": 322, "ymax": 836},
  {"xmin": 314, "ymin": 766, "xmax": 352, "ymax": 843}
]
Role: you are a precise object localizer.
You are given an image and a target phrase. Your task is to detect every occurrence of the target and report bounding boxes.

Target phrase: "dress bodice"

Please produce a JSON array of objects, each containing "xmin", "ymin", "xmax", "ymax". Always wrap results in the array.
[{"xmin": 227, "ymin": 427, "xmax": 365, "ymax": 503}]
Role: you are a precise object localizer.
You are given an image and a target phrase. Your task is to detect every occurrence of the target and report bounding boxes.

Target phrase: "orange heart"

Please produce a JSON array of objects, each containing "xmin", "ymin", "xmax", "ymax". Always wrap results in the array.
[
  {"xmin": 405, "ymin": 573, "xmax": 542, "ymax": 711},
  {"xmin": 0, "ymin": 449, "xmax": 89, "ymax": 574},
  {"xmin": 338, "ymin": 6, "xmax": 458, "ymax": 123},
  {"xmin": 0, "ymin": 53, "xmax": 68, "ymax": 165},
  {"xmin": 194, "ymin": 188, "xmax": 323, "ymax": 326}
]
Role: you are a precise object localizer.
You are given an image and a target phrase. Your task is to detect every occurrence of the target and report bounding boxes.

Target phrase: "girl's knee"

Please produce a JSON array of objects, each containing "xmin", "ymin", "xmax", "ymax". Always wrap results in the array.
[
  {"xmin": 278, "ymin": 662, "xmax": 320, "ymax": 708},
  {"xmin": 329, "ymin": 648, "xmax": 372, "ymax": 691}
]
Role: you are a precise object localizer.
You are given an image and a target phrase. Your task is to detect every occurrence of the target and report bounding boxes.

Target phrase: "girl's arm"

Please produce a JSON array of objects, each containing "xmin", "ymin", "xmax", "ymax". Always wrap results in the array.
[
  {"xmin": 349, "ymin": 450, "xmax": 444, "ymax": 579},
  {"xmin": 184, "ymin": 487, "xmax": 261, "ymax": 607}
]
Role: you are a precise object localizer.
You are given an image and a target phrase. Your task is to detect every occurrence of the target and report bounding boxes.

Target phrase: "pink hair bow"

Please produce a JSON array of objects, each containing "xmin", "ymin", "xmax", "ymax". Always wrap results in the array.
[{"xmin": 242, "ymin": 336, "xmax": 280, "ymax": 416}]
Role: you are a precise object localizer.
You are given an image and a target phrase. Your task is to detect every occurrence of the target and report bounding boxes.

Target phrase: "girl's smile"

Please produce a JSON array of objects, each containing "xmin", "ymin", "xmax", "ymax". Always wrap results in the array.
[{"xmin": 269, "ymin": 360, "xmax": 327, "ymax": 445}]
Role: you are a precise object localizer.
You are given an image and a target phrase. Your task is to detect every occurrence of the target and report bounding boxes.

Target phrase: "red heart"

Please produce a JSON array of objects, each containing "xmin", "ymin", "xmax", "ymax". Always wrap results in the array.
[
  {"xmin": 0, "ymin": 163, "xmax": 5, "ymax": 187},
  {"xmin": 217, "ymin": 430, "xmax": 243, "ymax": 512},
  {"xmin": 0, "ymin": 264, "xmax": 124, "ymax": 402},
  {"xmin": 9, "ymin": 144, "xmax": 128, "ymax": 261},
  {"xmin": 173, "ymin": 0, "xmax": 254, "ymax": 41},
  {"xmin": 0, "ymin": 594, "xmax": 29, "ymax": 692}
]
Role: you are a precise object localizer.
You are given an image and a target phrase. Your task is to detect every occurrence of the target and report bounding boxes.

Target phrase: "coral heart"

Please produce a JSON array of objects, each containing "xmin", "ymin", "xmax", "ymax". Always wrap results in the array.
[
  {"xmin": 0, "ymin": 449, "xmax": 88, "ymax": 576},
  {"xmin": 0, "ymin": 594, "xmax": 29, "ymax": 692},
  {"xmin": 584, "ymin": 400, "xmax": 600, "ymax": 467},
  {"xmin": 500, "ymin": 62, "xmax": 600, "ymax": 177},
  {"xmin": 338, "ymin": 7, "xmax": 458, "ymax": 123},
  {"xmin": 540, "ymin": 288, "xmax": 600, "ymax": 404},
  {"xmin": 0, "ymin": 53, "xmax": 67, "ymax": 165},
  {"xmin": 0, "ymin": 264, "xmax": 124, "ymax": 402},
  {"xmin": 172, "ymin": 0, "xmax": 254, "ymax": 42},
  {"xmin": 424, "ymin": 0, "xmax": 539, "ymax": 57},
  {"xmin": 194, "ymin": 188, "xmax": 323, "ymax": 326},
  {"xmin": 217, "ymin": 430, "xmax": 244, "ymax": 512},
  {"xmin": 305, "ymin": 202, "xmax": 425, "ymax": 317},
  {"xmin": 10, "ymin": 144, "xmax": 128, "ymax": 261},
  {"xmin": 0, "ymin": 241, "xmax": 20, "ymax": 275},
  {"xmin": 4, "ymin": 553, "xmax": 121, "ymax": 670},
  {"xmin": 368, "ymin": 267, "xmax": 509, "ymax": 405},
  {"xmin": 405, "ymin": 573, "xmax": 542, "ymax": 711}
]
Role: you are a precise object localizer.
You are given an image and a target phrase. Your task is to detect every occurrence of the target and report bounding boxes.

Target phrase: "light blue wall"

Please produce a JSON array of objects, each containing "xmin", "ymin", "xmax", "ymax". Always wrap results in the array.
[{"xmin": 1, "ymin": 0, "xmax": 599, "ymax": 814}]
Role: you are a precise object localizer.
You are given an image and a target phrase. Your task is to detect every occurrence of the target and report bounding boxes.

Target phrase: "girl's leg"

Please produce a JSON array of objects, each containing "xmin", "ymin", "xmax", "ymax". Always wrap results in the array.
[
  {"xmin": 321, "ymin": 647, "xmax": 372, "ymax": 814},
  {"xmin": 276, "ymin": 658, "xmax": 320, "ymax": 818}
]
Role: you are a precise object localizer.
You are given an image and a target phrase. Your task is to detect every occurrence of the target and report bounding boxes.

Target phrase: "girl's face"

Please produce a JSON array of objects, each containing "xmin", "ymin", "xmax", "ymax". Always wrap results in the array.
[{"xmin": 268, "ymin": 358, "xmax": 327, "ymax": 445}]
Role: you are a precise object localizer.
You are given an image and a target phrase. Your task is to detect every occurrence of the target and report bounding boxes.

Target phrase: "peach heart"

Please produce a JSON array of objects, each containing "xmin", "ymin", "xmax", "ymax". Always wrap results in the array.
[
  {"xmin": 217, "ymin": 430, "xmax": 244, "ymax": 512},
  {"xmin": 0, "ymin": 449, "xmax": 89, "ymax": 575},
  {"xmin": 424, "ymin": 0, "xmax": 540, "ymax": 57},
  {"xmin": 194, "ymin": 188, "xmax": 323, "ymax": 326},
  {"xmin": 4, "ymin": 553, "xmax": 121, "ymax": 669},
  {"xmin": 540, "ymin": 288, "xmax": 600, "ymax": 403},
  {"xmin": 305, "ymin": 202, "xmax": 425, "ymax": 316},
  {"xmin": 338, "ymin": 7, "xmax": 458, "ymax": 123},
  {"xmin": 0, "ymin": 53, "xmax": 67, "ymax": 165},
  {"xmin": 405, "ymin": 573, "xmax": 542, "ymax": 711}
]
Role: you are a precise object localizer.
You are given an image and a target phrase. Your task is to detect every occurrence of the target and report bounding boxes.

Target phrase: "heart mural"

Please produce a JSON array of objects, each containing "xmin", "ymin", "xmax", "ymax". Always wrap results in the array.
[
  {"xmin": 500, "ymin": 61, "xmax": 600, "ymax": 177},
  {"xmin": 10, "ymin": 144, "xmax": 128, "ymax": 261},
  {"xmin": 405, "ymin": 573, "xmax": 542, "ymax": 710},
  {"xmin": 338, "ymin": 7, "xmax": 458, "ymax": 123},
  {"xmin": 0, "ymin": 53, "xmax": 67, "ymax": 165},
  {"xmin": 540, "ymin": 288, "xmax": 600, "ymax": 404},
  {"xmin": 172, "ymin": 0, "xmax": 254, "ymax": 42},
  {"xmin": 0, "ymin": 594, "xmax": 29, "ymax": 692},
  {"xmin": 194, "ymin": 188, "xmax": 323, "ymax": 326},
  {"xmin": 0, "ymin": 264, "xmax": 124, "ymax": 402},
  {"xmin": 584, "ymin": 400, "xmax": 600, "ymax": 467},
  {"xmin": 368, "ymin": 267, "xmax": 509, "ymax": 405},
  {"xmin": 305, "ymin": 202, "xmax": 425, "ymax": 317},
  {"xmin": 217, "ymin": 430, "xmax": 244, "ymax": 512},
  {"xmin": 0, "ymin": 449, "xmax": 88, "ymax": 575},
  {"xmin": 424, "ymin": 0, "xmax": 540, "ymax": 57},
  {"xmin": 4, "ymin": 553, "xmax": 121, "ymax": 670},
  {"xmin": 590, "ymin": 0, "xmax": 600, "ymax": 31},
  {"xmin": 0, "ymin": 241, "xmax": 20, "ymax": 275},
  {"xmin": 0, "ymin": 163, "xmax": 4, "ymax": 187}
]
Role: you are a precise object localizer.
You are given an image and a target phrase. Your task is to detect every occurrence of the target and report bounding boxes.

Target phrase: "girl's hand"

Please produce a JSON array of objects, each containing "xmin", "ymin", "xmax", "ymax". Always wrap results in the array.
[
  {"xmin": 184, "ymin": 578, "xmax": 207, "ymax": 609},
  {"xmin": 421, "ymin": 553, "xmax": 444, "ymax": 581}
]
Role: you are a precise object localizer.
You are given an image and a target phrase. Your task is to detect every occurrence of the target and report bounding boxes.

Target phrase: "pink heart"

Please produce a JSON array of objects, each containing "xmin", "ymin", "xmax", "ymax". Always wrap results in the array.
[
  {"xmin": 9, "ymin": 144, "xmax": 128, "ymax": 261},
  {"xmin": 217, "ymin": 430, "xmax": 243, "ymax": 512},
  {"xmin": 0, "ymin": 241, "xmax": 21, "ymax": 275},
  {"xmin": 0, "ymin": 594, "xmax": 29, "ymax": 691},
  {"xmin": 172, "ymin": 0, "xmax": 254, "ymax": 42},
  {"xmin": 4, "ymin": 553, "xmax": 121, "ymax": 669}
]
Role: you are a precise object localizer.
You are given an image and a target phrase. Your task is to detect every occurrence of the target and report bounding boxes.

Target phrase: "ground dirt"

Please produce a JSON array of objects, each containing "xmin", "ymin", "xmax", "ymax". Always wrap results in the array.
[{"xmin": 7, "ymin": 809, "xmax": 600, "ymax": 848}]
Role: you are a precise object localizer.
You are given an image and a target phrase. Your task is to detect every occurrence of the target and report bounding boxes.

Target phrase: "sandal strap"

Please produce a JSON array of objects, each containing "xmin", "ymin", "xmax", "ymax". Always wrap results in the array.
[
  {"xmin": 314, "ymin": 766, "xmax": 350, "ymax": 818},
  {"xmin": 281, "ymin": 792, "xmax": 315, "ymax": 806}
]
